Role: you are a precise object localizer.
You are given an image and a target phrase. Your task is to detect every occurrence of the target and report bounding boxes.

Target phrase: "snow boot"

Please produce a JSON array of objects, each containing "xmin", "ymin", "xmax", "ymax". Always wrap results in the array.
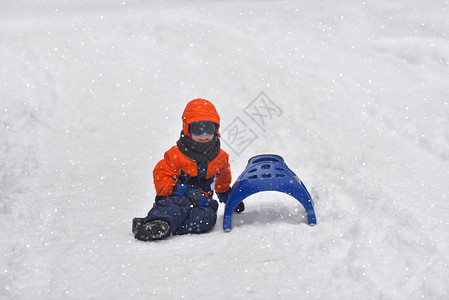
[
  {"xmin": 132, "ymin": 217, "xmax": 144, "ymax": 235},
  {"xmin": 134, "ymin": 219, "xmax": 170, "ymax": 241}
]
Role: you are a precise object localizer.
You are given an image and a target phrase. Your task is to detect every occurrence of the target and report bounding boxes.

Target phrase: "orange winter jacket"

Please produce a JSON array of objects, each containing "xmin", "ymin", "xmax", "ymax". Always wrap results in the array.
[
  {"xmin": 153, "ymin": 146, "xmax": 231, "ymax": 197},
  {"xmin": 153, "ymin": 98, "xmax": 232, "ymax": 198}
]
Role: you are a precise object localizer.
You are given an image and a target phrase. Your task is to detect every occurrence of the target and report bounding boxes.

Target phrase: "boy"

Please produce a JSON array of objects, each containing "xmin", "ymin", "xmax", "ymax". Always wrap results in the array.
[{"xmin": 133, "ymin": 98, "xmax": 244, "ymax": 241}]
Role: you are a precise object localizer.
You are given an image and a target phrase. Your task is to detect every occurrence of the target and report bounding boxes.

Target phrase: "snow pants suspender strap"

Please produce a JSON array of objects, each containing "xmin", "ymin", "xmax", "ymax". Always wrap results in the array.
[{"xmin": 197, "ymin": 163, "xmax": 208, "ymax": 181}]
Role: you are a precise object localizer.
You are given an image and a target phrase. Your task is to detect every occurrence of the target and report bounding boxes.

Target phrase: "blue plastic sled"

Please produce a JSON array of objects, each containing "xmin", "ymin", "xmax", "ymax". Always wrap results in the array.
[{"xmin": 223, "ymin": 154, "xmax": 316, "ymax": 231}]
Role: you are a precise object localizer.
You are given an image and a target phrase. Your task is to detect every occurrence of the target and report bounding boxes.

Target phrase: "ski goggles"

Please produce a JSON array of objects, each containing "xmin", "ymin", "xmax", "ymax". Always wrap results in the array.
[{"xmin": 189, "ymin": 121, "xmax": 217, "ymax": 136}]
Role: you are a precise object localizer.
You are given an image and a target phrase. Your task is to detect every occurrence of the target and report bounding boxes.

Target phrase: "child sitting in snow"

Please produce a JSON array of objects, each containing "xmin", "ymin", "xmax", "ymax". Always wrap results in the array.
[{"xmin": 133, "ymin": 98, "xmax": 244, "ymax": 241}]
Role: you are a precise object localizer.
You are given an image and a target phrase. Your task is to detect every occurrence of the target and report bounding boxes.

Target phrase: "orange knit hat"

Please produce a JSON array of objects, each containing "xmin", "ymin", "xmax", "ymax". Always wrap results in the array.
[{"xmin": 182, "ymin": 99, "xmax": 220, "ymax": 137}]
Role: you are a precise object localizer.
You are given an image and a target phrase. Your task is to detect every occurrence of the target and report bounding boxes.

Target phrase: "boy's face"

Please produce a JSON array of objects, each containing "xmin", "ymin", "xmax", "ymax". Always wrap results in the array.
[{"xmin": 191, "ymin": 132, "xmax": 214, "ymax": 143}]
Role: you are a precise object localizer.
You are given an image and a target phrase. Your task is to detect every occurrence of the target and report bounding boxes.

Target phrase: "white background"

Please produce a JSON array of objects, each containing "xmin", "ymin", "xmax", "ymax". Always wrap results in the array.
[{"xmin": 1, "ymin": 0, "xmax": 448, "ymax": 299}]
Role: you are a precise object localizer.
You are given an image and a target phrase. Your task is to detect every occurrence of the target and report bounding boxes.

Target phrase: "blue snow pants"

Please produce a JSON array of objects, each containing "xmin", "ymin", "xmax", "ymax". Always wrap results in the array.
[{"xmin": 142, "ymin": 195, "xmax": 219, "ymax": 236}]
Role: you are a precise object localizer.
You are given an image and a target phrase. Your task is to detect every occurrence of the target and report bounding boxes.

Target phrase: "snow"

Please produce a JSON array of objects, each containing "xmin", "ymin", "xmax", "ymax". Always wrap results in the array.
[{"xmin": 1, "ymin": 0, "xmax": 449, "ymax": 299}]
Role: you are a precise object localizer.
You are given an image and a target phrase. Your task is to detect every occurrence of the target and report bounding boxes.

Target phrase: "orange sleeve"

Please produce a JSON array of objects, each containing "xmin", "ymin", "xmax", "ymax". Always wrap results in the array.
[
  {"xmin": 214, "ymin": 152, "xmax": 232, "ymax": 194},
  {"xmin": 153, "ymin": 147, "xmax": 181, "ymax": 196}
]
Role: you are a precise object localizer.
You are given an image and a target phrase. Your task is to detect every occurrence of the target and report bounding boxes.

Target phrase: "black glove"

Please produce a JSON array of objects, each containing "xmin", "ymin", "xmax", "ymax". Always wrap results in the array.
[
  {"xmin": 172, "ymin": 183, "xmax": 210, "ymax": 207},
  {"xmin": 234, "ymin": 201, "xmax": 245, "ymax": 213},
  {"xmin": 217, "ymin": 190, "xmax": 245, "ymax": 213},
  {"xmin": 217, "ymin": 190, "xmax": 230, "ymax": 203}
]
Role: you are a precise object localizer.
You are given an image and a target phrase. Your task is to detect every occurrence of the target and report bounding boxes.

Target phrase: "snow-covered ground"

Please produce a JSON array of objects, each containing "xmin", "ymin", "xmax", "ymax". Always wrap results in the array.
[{"xmin": 1, "ymin": 0, "xmax": 449, "ymax": 299}]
